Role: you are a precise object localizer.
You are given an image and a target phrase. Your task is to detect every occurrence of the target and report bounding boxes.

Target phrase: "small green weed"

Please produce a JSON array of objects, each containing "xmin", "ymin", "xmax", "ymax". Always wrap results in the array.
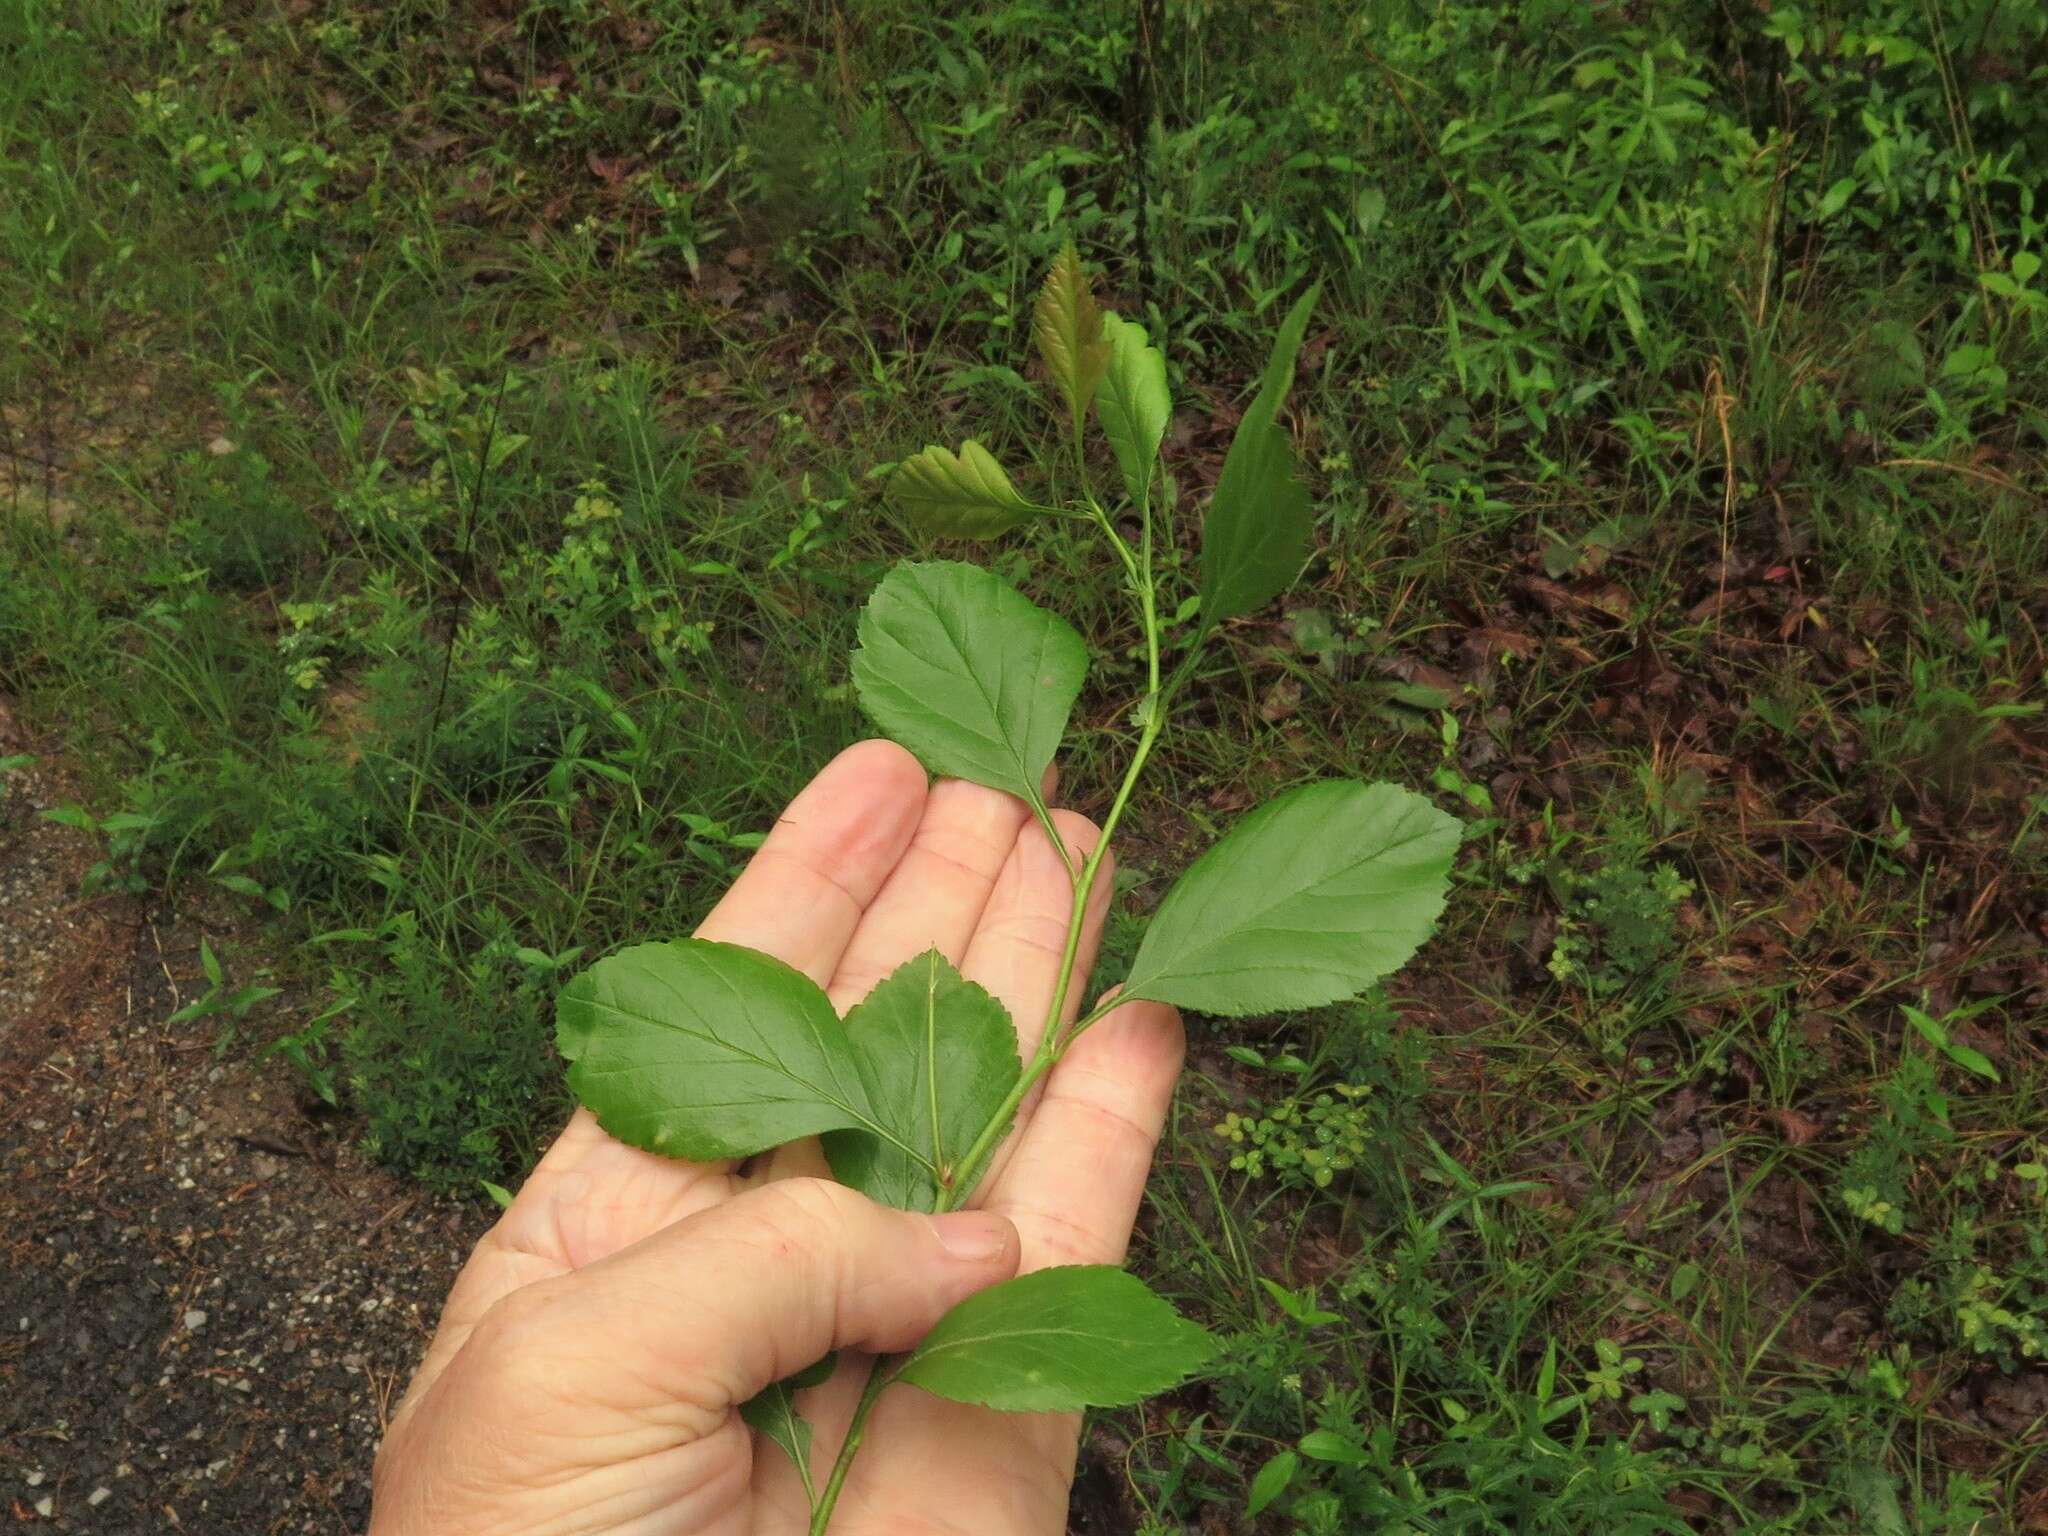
[
  {"xmin": 1547, "ymin": 859, "xmax": 1695, "ymax": 1000},
  {"xmin": 1213, "ymin": 1082, "xmax": 1373, "ymax": 1191}
]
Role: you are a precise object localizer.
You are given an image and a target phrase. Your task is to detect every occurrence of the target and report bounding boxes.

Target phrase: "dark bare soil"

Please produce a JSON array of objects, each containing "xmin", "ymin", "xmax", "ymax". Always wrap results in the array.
[{"xmin": 0, "ymin": 699, "xmax": 488, "ymax": 1533}]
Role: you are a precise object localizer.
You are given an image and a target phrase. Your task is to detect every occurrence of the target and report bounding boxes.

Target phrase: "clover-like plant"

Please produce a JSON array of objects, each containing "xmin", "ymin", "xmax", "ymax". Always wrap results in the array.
[{"xmin": 556, "ymin": 246, "xmax": 1460, "ymax": 1533}]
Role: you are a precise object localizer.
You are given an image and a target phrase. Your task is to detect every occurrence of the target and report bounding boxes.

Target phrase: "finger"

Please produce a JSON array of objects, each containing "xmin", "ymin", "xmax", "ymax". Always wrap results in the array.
[
  {"xmin": 399, "ymin": 741, "xmax": 930, "ymax": 1410},
  {"xmin": 983, "ymin": 993, "xmax": 1185, "ymax": 1270},
  {"xmin": 525, "ymin": 739, "xmax": 927, "ymax": 1190},
  {"xmin": 806, "ymin": 999, "xmax": 1179, "ymax": 1536},
  {"xmin": 815, "ymin": 998, "xmax": 1183, "ymax": 1535},
  {"xmin": 696, "ymin": 738, "xmax": 930, "ymax": 983},
  {"xmin": 824, "ymin": 774, "xmax": 1049, "ymax": 1012},
  {"xmin": 958, "ymin": 809, "xmax": 1110, "ymax": 1063},
  {"xmin": 506, "ymin": 737, "xmax": 929, "ymax": 1226},
  {"xmin": 759, "ymin": 810, "xmax": 1112, "ymax": 1486},
  {"xmin": 922, "ymin": 810, "xmax": 1112, "ymax": 1203},
  {"xmin": 769, "ymin": 993, "xmax": 1181, "ymax": 1532},
  {"xmin": 463, "ymin": 1179, "xmax": 1021, "ymax": 1436},
  {"xmin": 750, "ymin": 775, "xmax": 1040, "ymax": 1186}
]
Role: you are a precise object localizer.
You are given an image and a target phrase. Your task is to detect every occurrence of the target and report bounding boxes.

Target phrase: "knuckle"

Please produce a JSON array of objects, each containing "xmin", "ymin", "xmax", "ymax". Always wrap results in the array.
[
  {"xmin": 914, "ymin": 822, "xmax": 1011, "ymax": 882},
  {"xmin": 756, "ymin": 1175, "xmax": 860, "ymax": 1248},
  {"xmin": 463, "ymin": 1278, "xmax": 573, "ymax": 1396}
]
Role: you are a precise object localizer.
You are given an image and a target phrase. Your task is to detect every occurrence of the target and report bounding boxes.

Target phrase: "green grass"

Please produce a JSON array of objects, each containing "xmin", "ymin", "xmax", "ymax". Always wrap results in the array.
[{"xmin": 4, "ymin": 0, "xmax": 2046, "ymax": 1529}]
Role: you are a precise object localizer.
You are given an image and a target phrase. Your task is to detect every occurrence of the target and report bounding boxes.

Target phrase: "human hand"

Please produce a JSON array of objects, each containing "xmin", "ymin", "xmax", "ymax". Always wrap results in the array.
[{"xmin": 369, "ymin": 740, "xmax": 1186, "ymax": 1536}]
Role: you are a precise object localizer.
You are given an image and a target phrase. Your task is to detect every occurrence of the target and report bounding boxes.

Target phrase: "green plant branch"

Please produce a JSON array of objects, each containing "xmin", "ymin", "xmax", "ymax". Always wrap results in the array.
[
  {"xmin": 1134, "ymin": 484, "xmax": 1161, "ymax": 696},
  {"xmin": 1084, "ymin": 492, "xmax": 1144, "ymax": 597},
  {"xmin": 805, "ymin": 1360, "xmax": 895, "ymax": 1536},
  {"xmin": 807, "ymin": 492, "xmax": 1185, "ymax": 1535},
  {"xmin": 1056, "ymin": 991, "xmax": 1126, "ymax": 1050}
]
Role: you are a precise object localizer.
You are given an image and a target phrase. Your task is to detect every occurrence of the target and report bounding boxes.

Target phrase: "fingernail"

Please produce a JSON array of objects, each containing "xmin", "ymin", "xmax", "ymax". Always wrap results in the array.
[{"xmin": 930, "ymin": 1211, "xmax": 1012, "ymax": 1264}]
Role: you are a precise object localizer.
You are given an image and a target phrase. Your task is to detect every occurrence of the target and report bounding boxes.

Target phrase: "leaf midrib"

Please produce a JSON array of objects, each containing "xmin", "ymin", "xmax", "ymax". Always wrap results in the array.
[
  {"xmin": 1128, "ymin": 805, "xmax": 1448, "ymax": 992},
  {"xmin": 576, "ymin": 991, "xmax": 935, "ymax": 1170}
]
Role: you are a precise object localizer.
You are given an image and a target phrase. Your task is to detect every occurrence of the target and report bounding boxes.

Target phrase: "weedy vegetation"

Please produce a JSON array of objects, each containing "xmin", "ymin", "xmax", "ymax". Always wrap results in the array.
[{"xmin": 3, "ymin": 0, "xmax": 2045, "ymax": 1528}]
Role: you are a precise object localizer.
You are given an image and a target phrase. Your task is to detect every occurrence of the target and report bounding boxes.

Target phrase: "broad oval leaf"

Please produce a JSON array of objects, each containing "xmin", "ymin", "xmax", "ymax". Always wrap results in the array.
[
  {"xmin": 1121, "ymin": 780, "xmax": 1460, "ymax": 1016},
  {"xmin": 895, "ymin": 1265, "xmax": 1218, "ymax": 1412},
  {"xmin": 825, "ymin": 950, "xmax": 1021, "ymax": 1212},
  {"xmin": 886, "ymin": 440, "xmax": 1037, "ymax": 540},
  {"xmin": 1095, "ymin": 312, "xmax": 1170, "ymax": 508},
  {"xmin": 557, "ymin": 939, "xmax": 881, "ymax": 1160},
  {"xmin": 851, "ymin": 559, "xmax": 1085, "ymax": 804},
  {"xmin": 1032, "ymin": 242, "xmax": 1109, "ymax": 438},
  {"xmin": 1200, "ymin": 285, "xmax": 1320, "ymax": 623}
]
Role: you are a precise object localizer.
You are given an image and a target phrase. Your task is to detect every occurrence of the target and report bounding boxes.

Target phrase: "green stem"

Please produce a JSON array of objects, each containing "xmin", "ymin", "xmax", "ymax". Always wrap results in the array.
[
  {"xmin": 807, "ymin": 485, "xmax": 1190, "ymax": 1534},
  {"xmin": 1086, "ymin": 494, "xmax": 1144, "ymax": 596},
  {"xmin": 809, "ymin": 708, "xmax": 1170, "ymax": 1535},
  {"xmin": 1135, "ymin": 484, "xmax": 1160, "ymax": 697},
  {"xmin": 806, "ymin": 1362, "xmax": 893, "ymax": 1536}
]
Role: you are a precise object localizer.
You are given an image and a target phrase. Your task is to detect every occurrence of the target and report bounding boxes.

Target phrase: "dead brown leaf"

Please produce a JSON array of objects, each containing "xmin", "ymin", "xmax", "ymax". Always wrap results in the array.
[
  {"xmin": 1258, "ymin": 677, "xmax": 1303, "ymax": 723},
  {"xmin": 1764, "ymin": 1108, "xmax": 1824, "ymax": 1146},
  {"xmin": 1467, "ymin": 625, "xmax": 1539, "ymax": 662}
]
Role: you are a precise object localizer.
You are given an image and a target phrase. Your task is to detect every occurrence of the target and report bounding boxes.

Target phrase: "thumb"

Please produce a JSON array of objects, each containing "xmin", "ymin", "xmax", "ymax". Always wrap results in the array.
[{"xmin": 480, "ymin": 1178, "xmax": 1019, "ymax": 1432}]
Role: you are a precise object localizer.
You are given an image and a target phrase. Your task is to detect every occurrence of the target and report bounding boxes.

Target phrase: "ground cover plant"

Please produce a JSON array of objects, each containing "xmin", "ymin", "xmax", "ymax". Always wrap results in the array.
[{"xmin": 2, "ymin": 0, "xmax": 2045, "ymax": 1529}]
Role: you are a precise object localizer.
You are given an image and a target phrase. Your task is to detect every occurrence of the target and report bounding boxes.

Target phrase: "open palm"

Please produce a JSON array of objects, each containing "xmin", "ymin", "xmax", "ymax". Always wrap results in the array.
[{"xmin": 374, "ymin": 740, "xmax": 1184, "ymax": 1535}]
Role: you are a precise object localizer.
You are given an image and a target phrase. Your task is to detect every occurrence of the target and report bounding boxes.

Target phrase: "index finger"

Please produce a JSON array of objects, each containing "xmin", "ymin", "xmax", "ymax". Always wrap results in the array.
[{"xmin": 694, "ymin": 738, "xmax": 930, "ymax": 982}]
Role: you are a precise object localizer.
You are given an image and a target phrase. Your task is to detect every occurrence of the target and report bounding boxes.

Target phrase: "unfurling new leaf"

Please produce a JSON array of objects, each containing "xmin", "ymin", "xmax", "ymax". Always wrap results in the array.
[
  {"xmin": 886, "ymin": 441, "xmax": 1037, "ymax": 539},
  {"xmin": 1095, "ymin": 312, "xmax": 1170, "ymax": 509},
  {"xmin": 556, "ymin": 939, "xmax": 880, "ymax": 1159},
  {"xmin": 851, "ymin": 559, "xmax": 1085, "ymax": 806},
  {"xmin": 1199, "ymin": 285, "xmax": 1321, "ymax": 623},
  {"xmin": 825, "ymin": 950, "xmax": 1021, "ymax": 1212},
  {"xmin": 1032, "ymin": 242, "xmax": 1110, "ymax": 439},
  {"xmin": 894, "ymin": 1265, "xmax": 1218, "ymax": 1412},
  {"xmin": 1121, "ymin": 779, "xmax": 1460, "ymax": 1016}
]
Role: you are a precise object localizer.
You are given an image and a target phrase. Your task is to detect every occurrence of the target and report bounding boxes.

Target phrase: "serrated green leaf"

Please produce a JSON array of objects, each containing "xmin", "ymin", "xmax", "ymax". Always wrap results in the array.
[
  {"xmin": 1122, "ymin": 780, "xmax": 1460, "ymax": 1016},
  {"xmin": 851, "ymin": 560, "xmax": 1085, "ymax": 804},
  {"xmin": 895, "ymin": 1265, "xmax": 1216, "ymax": 1411},
  {"xmin": 1247, "ymin": 1450, "xmax": 1299, "ymax": 1517},
  {"xmin": 825, "ymin": 950, "xmax": 1021, "ymax": 1212},
  {"xmin": 1033, "ymin": 242, "xmax": 1109, "ymax": 437},
  {"xmin": 740, "ymin": 1353, "xmax": 837, "ymax": 1500},
  {"xmin": 1095, "ymin": 312, "xmax": 1170, "ymax": 508},
  {"xmin": 886, "ymin": 440, "xmax": 1037, "ymax": 539},
  {"xmin": 1200, "ymin": 285, "xmax": 1320, "ymax": 623},
  {"xmin": 557, "ymin": 939, "xmax": 904, "ymax": 1162}
]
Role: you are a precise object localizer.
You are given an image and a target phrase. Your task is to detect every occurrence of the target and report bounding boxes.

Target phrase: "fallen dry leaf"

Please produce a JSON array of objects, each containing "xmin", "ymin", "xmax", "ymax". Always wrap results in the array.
[
  {"xmin": 1764, "ymin": 1108, "xmax": 1823, "ymax": 1146},
  {"xmin": 1258, "ymin": 677, "xmax": 1303, "ymax": 723}
]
